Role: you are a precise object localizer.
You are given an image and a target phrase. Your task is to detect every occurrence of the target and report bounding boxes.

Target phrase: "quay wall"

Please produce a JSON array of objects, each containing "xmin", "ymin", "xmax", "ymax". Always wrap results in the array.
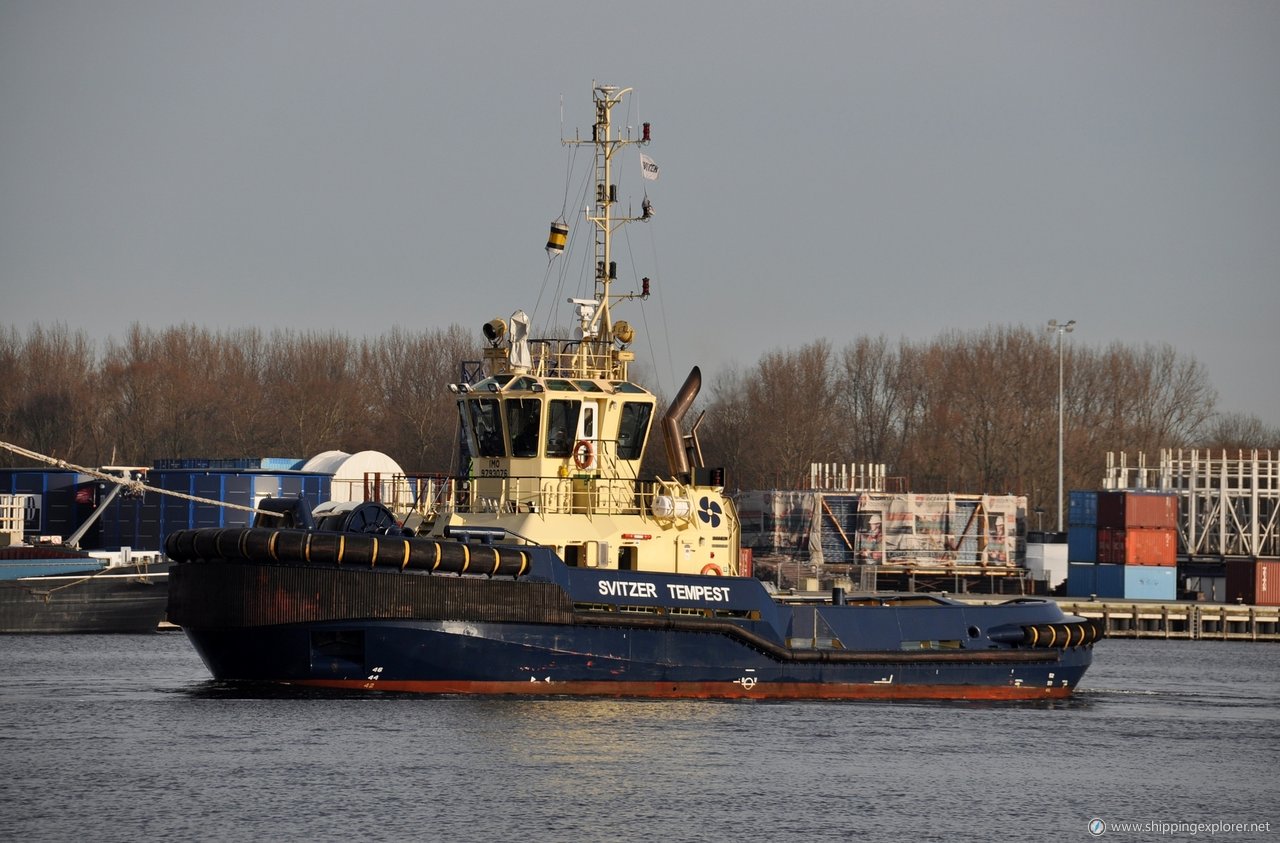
[{"xmin": 962, "ymin": 597, "xmax": 1280, "ymax": 642}]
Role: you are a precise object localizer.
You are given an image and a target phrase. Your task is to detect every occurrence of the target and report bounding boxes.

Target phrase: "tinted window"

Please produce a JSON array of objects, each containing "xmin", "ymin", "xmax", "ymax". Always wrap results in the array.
[
  {"xmin": 468, "ymin": 398, "xmax": 504, "ymax": 457},
  {"xmin": 506, "ymin": 398, "xmax": 542, "ymax": 458},
  {"xmin": 617, "ymin": 402, "xmax": 652, "ymax": 460},
  {"xmin": 545, "ymin": 399, "xmax": 581, "ymax": 458}
]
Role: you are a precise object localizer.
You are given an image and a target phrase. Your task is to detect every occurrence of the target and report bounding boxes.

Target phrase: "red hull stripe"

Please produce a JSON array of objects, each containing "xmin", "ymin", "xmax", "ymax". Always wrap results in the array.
[{"xmin": 283, "ymin": 679, "xmax": 1074, "ymax": 701}]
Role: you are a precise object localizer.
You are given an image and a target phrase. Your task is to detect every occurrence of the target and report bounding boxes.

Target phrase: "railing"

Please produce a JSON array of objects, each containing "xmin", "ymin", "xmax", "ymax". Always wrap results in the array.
[
  {"xmin": 525, "ymin": 339, "xmax": 623, "ymax": 380},
  {"xmin": 438, "ymin": 474, "xmax": 695, "ymax": 520}
]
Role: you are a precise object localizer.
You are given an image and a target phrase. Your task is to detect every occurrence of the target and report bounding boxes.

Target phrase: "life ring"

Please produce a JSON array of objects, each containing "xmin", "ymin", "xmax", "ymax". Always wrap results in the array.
[
  {"xmin": 700, "ymin": 563, "xmax": 723, "ymax": 576},
  {"xmin": 572, "ymin": 440, "xmax": 594, "ymax": 470}
]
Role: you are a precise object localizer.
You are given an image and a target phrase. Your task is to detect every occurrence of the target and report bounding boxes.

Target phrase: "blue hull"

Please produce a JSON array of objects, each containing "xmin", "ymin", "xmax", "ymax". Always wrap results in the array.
[
  {"xmin": 167, "ymin": 527, "xmax": 1097, "ymax": 700},
  {"xmin": 185, "ymin": 619, "xmax": 1092, "ymax": 700}
]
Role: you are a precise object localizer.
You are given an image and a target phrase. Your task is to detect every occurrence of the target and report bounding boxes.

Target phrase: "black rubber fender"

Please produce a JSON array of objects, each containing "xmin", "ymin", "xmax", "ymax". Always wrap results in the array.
[{"xmin": 166, "ymin": 527, "xmax": 530, "ymax": 578}]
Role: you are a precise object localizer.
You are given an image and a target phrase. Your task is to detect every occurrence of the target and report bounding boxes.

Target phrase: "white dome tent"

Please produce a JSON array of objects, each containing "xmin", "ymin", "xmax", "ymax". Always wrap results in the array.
[{"xmin": 300, "ymin": 450, "xmax": 412, "ymax": 508}]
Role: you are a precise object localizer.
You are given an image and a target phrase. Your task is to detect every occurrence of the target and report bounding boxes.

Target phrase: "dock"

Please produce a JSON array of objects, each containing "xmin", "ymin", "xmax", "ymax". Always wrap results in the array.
[
  {"xmin": 955, "ymin": 597, "xmax": 1280, "ymax": 641},
  {"xmin": 1060, "ymin": 600, "xmax": 1280, "ymax": 641}
]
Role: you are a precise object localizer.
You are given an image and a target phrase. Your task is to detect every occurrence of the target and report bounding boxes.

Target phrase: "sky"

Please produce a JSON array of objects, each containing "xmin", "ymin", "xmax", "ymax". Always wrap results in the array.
[{"xmin": 2, "ymin": 1, "xmax": 1278, "ymax": 426}]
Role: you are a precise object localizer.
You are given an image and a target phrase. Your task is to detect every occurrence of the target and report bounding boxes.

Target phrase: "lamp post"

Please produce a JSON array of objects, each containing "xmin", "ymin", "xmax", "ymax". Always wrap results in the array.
[{"xmin": 1047, "ymin": 319, "xmax": 1075, "ymax": 532}]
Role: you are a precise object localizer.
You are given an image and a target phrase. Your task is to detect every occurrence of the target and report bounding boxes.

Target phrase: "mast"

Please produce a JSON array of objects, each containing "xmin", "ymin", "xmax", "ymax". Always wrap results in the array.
[{"xmin": 563, "ymin": 83, "xmax": 650, "ymax": 380}]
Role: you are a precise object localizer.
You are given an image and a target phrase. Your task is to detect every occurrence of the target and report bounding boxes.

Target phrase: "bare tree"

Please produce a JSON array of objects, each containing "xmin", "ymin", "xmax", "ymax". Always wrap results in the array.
[
  {"xmin": 1197, "ymin": 413, "xmax": 1280, "ymax": 451},
  {"xmin": 2, "ymin": 318, "xmax": 1247, "ymax": 512},
  {"xmin": 261, "ymin": 330, "xmax": 362, "ymax": 456},
  {"xmin": 357, "ymin": 325, "xmax": 480, "ymax": 472},
  {"xmin": 0, "ymin": 324, "xmax": 98, "ymax": 464},
  {"xmin": 834, "ymin": 336, "xmax": 914, "ymax": 468}
]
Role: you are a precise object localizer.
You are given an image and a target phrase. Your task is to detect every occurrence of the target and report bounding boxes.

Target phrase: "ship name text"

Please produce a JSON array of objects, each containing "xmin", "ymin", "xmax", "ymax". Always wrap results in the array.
[
  {"xmin": 596, "ymin": 580, "xmax": 731, "ymax": 603},
  {"xmin": 598, "ymin": 580, "xmax": 658, "ymax": 598}
]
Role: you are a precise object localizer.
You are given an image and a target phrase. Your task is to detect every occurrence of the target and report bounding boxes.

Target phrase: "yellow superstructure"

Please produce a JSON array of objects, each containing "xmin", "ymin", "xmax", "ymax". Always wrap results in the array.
[{"xmin": 428, "ymin": 84, "xmax": 739, "ymax": 576}]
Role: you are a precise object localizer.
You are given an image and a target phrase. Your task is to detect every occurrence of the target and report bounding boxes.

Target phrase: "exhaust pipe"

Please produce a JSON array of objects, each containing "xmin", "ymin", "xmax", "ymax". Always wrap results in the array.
[{"xmin": 662, "ymin": 366, "xmax": 701, "ymax": 479}]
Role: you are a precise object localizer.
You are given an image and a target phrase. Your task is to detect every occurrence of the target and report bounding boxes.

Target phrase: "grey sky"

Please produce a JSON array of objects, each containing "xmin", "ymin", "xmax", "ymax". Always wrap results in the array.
[{"xmin": 3, "ymin": 1, "xmax": 1278, "ymax": 426}]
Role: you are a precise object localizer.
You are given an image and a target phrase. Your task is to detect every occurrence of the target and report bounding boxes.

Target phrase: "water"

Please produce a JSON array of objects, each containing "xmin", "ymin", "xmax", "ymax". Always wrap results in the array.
[{"xmin": 1, "ymin": 635, "xmax": 1276, "ymax": 842}]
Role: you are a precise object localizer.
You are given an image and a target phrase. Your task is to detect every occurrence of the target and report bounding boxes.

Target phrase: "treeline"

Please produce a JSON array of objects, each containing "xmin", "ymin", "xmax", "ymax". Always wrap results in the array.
[
  {"xmin": 0, "ymin": 323, "xmax": 478, "ymax": 474},
  {"xmin": 697, "ymin": 328, "xmax": 1278, "ymax": 512},
  {"xmin": 2, "ymin": 323, "xmax": 1276, "ymax": 526}
]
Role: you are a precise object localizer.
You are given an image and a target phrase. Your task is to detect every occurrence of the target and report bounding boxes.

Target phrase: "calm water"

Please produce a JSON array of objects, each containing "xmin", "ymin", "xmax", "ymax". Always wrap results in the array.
[{"xmin": 1, "ymin": 634, "xmax": 1276, "ymax": 842}]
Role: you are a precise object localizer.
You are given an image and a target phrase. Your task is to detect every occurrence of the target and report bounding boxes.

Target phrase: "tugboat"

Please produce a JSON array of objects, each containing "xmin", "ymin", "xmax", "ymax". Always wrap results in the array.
[{"xmin": 166, "ymin": 84, "xmax": 1100, "ymax": 698}]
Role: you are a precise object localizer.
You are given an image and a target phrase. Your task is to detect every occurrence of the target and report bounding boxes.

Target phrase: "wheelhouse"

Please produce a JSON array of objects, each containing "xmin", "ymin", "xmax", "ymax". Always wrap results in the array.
[{"xmin": 455, "ymin": 374, "xmax": 655, "ymax": 478}]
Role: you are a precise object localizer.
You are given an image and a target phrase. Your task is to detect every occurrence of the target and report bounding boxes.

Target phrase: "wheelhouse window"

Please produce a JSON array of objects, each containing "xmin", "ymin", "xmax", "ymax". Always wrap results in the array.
[
  {"xmin": 506, "ymin": 398, "xmax": 542, "ymax": 458},
  {"xmin": 545, "ymin": 399, "xmax": 581, "ymax": 458},
  {"xmin": 467, "ymin": 398, "xmax": 505, "ymax": 457},
  {"xmin": 616, "ymin": 401, "xmax": 652, "ymax": 460}
]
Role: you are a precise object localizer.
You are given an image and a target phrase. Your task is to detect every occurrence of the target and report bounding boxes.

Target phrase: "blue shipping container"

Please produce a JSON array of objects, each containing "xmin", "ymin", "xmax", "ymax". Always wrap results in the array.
[
  {"xmin": 0, "ymin": 469, "xmax": 92, "ymax": 536},
  {"xmin": 1094, "ymin": 563, "xmax": 1125, "ymax": 598},
  {"xmin": 151, "ymin": 469, "xmax": 330, "ymax": 529},
  {"xmin": 1066, "ymin": 563, "xmax": 1096, "ymax": 597},
  {"xmin": 1069, "ymin": 490, "xmax": 1098, "ymax": 527},
  {"xmin": 1124, "ymin": 565, "xmax": 1176, "ymax": 600},
  {"xmin": 259, "ymin": 458, "xmax": 304, "ymax": 471},
  {"xmin": 1067, "ymin": 526, "xmax": 1097, "ymax": 563},
  {"xmin": 2, "ymin": 467, "xmax": 332, "ymax": 551}
]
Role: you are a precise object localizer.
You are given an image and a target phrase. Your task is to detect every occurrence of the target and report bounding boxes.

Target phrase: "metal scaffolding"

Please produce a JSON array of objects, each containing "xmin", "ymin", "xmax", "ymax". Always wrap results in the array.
[
  {"xmin": 1103, "ymin": 449, "xmax": 1280, "ymax": 558},
  {"xmin": 807, "ymin": 463, "xmax": 887, "ymax": 493}
]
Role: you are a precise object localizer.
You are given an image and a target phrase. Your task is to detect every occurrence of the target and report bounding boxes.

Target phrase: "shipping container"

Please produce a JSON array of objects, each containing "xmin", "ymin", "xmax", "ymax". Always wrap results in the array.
[
  {"xmin": 1225, "ymin": 558, "xmax": 1280, "ymax": 606},
  {"xmin": 1123, "ymin": 565, "xmax": 1176, "ymax": 600},
  {"xmin": 1098, "ymin": 527, "xmax": 1177, "ymax": 566},
  {"xmin": 1066, "ymin": 562, "xmax": 1097, "ymax": 597},
  {"xmin": 1, "ymin": 467, "xmax": 332, "ymax": 551},
  {"xmin": 0, "ymin": 469, "xmax": 96, "ymax": 537},
  {"xmin": 152, "ymin": 457, "xmax": 303, "ymax": 471},
  {"xmin": 1094, "ymin": 563, "xmax": 1125, "ymax": 598},
  {"xmin": 1067, "ymin": 526, "xmax": 1097, "ymax": 562},
  {"xmin": 1096, "ymin": 490, "xmax": 1178, "ymax": 530},
  {"xmin": 100, "ymin": 491, "xmax": 143, "ymax": 550},
  {"xmin": 149, "ymin": 470, "xmax": 330, "ymax": 537},
  {"xmin": 1068, "ymin": 490, "xmax": 1098, "ymax": 527}
]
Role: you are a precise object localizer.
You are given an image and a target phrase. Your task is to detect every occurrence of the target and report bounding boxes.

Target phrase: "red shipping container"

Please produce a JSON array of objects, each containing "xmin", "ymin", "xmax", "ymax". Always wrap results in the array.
[
  {"xmin": 1225, "ymin": 558, "xmax": 1280, "ymax": 606},
  {"xmin": 1098, "ymin": 527, "xmax": 1177, "ymax": 566},
  {"xmin": 1097, "ymin": 528, "xmax": 1119, "ymax": 564},
  {"xmin": 1097, "ymin": 491, "xmax": 1179, "ymax": 530}
]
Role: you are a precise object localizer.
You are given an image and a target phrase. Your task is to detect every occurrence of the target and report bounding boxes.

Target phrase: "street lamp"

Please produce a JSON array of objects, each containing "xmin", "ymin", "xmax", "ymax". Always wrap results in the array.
[{"xmin": 1047, "ymin": 319, "xmax": 1076, "ymax": 532}]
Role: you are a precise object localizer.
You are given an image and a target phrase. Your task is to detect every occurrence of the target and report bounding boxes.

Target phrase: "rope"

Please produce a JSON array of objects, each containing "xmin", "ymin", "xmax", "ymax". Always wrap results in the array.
[
  {"xmin": 0, "ymin": 440, "xmax": 269, "ymax": 515},
  {"xmin": 28, "ymin": 554, "xmax": 162, "ymax": 595}
]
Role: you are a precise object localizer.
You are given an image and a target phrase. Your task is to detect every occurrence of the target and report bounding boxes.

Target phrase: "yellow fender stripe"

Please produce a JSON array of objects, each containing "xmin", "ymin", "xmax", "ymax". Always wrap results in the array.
[
  {"xmin": 490, "ymin": 548, "xmax": 501, "ymax": 576},
  {"xmin": 268, "ymin": 531, "xmax": 279, "ymax": 561},
  {"xmin": 517, "ymin": 551, "xmax": 528, "ymax": 577},
  {"xmin": 304, "ymin": 533, "xmax": 312, "ymax": 563},
  {"xmin": 460, "ymin": 545, "xmax": 470, "ymax": 573},
  {"xmin": 1029, "ymin": 626, "xmax": 1039, "ymax": 647},
  {"xmin": 370, "ymin": 537, "xmax": 379, "ymax": 568},
  {"xmin": 400, "ymin": 539, "xmax": 411, "ymax": 570},
  {"xmin": 337, "ymin": 535, "xmax": 345, "ymax": 565},
  {"xmin": 431, "ymin": 542, "xmax": 441, "ymax": 571}
]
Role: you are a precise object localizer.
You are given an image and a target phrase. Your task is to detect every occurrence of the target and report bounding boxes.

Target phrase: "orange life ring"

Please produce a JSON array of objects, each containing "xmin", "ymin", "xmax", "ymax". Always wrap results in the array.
[
  {"xmin": 572, "ymin": 439, "xmax": 594, "ymax": 470},
  {"xmin": 700, "ymin": 563, "xmax": 723, "ymax": 576}
]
